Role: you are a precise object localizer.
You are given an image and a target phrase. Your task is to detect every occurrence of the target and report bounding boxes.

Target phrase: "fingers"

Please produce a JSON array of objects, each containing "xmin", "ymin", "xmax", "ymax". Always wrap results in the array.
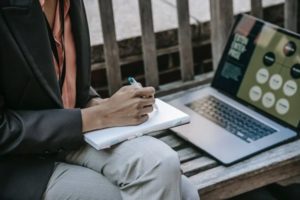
[
  {"xmin": 135, "ymin": 114, "xmax": 149, "ymax": 125},
  {"xmin": 118, "ymin": 85, "xmax": 155, "ymax": 98},
  {"xmin": 108, "ymin": 85, "xmax": 155, "ymax": 126},
  {"xmin": 121, "ymin": 85, "xmax": 155, "ymax": 97},
  {"xmin": 129, "ymin": 100, "xmax": 154, "ymax": 116},
  {"xmin": 139, "ymin": 105, "xmax": 154, "ymax": 115},
  {"xmin": 137, "ymin": 97, "xmax": 155, "ymax": 107},
  {"xmin": 135, "ymin": 86, "xmax": 155, "ymax": 97},
  {"xmin": 126, "ymin": 99, "xmax": 153, "ymax": 124}
]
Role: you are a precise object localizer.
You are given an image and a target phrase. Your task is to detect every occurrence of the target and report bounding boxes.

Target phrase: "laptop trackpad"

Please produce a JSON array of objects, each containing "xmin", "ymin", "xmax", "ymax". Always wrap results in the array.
[{"xmin": 172, "ymin": 116, "xmax": 258, "ymax": 164}]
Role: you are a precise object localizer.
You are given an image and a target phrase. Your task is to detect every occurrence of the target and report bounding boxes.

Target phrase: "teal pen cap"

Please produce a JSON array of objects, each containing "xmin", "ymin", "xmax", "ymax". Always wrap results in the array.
[
  {"xmin": 128, "ymin": 77, "xmax": 142, "ymax": 87},
  {"xmin": 128, "ymin": 77, "xmax": 136, "ymax": 85}
]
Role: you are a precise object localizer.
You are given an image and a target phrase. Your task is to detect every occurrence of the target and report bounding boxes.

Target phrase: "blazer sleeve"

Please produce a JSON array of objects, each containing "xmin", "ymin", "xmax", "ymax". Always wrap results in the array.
[{"xmin": 0, "ymin": 95, "xmax": 84, "ymax": 156}]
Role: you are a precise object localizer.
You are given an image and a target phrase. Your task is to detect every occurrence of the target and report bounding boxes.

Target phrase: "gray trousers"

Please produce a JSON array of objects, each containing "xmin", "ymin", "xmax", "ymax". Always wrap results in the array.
[{"xmin": 43, "ymin": 136, "xmax": 200, "ymax": 200}]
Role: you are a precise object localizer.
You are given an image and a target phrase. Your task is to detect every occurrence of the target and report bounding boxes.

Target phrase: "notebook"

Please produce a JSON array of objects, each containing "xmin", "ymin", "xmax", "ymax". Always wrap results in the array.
[
  {"xmin": 169, "ymin": 14, "xmax": 299, "ymax": 165},
  {"xmin": 84, "ymin": 98, "xmax": 190, "ymax": 150}
]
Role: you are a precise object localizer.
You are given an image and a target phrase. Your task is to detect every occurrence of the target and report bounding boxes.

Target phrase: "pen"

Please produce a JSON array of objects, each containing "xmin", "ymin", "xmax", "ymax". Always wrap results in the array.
[
  {"xmin": 128, "ymin": 77, "xmax": 158, "ymax": 110},
  {"xmin": 128, "ymin": 77, "xmax": 142, "ymax": 88}
]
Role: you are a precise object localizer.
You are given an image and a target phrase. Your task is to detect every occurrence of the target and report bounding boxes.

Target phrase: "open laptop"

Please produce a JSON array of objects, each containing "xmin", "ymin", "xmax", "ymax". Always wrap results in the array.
[{"xmin": 170, "ymin": 14, "xmax": 300, "ymax": 165}]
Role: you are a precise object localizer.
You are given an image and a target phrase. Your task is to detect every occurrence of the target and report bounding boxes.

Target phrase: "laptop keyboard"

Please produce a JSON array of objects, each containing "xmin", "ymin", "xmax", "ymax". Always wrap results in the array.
[{"xmin": 186, "ymin": 95, "xmax": 276, "ymax": 143}]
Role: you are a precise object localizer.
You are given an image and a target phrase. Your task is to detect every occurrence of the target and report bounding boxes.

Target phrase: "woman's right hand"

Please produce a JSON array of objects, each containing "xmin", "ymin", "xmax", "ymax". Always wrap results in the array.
[{"xmin": 81, "ymin": 85, "xmax": 155, "ymax": 132}]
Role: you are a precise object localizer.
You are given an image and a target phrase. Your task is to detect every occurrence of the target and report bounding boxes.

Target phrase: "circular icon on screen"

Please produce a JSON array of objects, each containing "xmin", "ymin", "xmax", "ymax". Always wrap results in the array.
[
  {"xmin": 283, "ymin": 80, "xmax": 298, "ymax": 96},
  {"xmin": 262, "ymin": 92, "xmax": 275, "ymax": 108},
  {"xmin": 276, "ymin": 98, "xmax": 290, "ymax": 115},
  {"xmin": 291, "ymin": 64, "xmax": 300, "ymax": 79},
  {"xmin": 256, "ymin": 68, "xmax": 269, "ymax": 84},
  {"xmin": 269, "ymin": 74, "xmax": 283, "ymax": 90},
  {"xmin": 263, "ymin": 52, "xmax": 275, "ymax": 67},
  {"xmin": 283, "ymin": 41, "xmax": 296, "ymax": 57},
  {"xmin": 249, "ymin": 86, "xmax": 262, "ymax": 102}
]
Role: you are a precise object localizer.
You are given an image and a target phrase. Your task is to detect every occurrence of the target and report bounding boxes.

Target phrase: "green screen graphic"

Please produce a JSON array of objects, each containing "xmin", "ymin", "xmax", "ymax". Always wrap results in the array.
[{"xmin": 237, "ymin": 25, "xmax": 300, "ymax": 127}]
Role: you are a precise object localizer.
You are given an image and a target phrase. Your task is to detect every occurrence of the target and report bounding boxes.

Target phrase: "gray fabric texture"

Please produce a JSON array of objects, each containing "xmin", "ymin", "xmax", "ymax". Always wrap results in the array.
[{"xmin": 44, "ymin": 136, "xmax": 200, "ymax": 200}]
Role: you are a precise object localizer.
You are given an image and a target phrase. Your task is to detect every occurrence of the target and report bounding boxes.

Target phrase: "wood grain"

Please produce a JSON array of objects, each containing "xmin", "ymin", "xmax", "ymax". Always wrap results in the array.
[
  {"xmin": 138, "ymin": 0, "xmax": 159, "ymax": 88},
  {"xmin": 251, "ymin": 0, "xmax": 263, "ymax": 18},
  {"xmin": 209, "ymin": 0, "xmax": 233, "ymax": 69},
  {"xmin": 176, "ymin": 0, "xmax": 194, "ymax": 81},
  {"xmin": 159, "ymin": 135, "xmax": 186, "ymax": 149},
  {"xmin": 178, "ymin": 147, "xmax": 202, "ymax": 162},
  {"xmin": 285, "ymin": 0, "xmax": 298, "ymax": 32},
  {"xmin": 98, "ymin": 0, "xmax": 122, "ymax": 95},
  {"xmin": 189, "ymin": 139, "xmax": 300, "ymax": 199},
  {"xmin": 181, "ymin": 157, "xmax": 218, "ymax": 177}
]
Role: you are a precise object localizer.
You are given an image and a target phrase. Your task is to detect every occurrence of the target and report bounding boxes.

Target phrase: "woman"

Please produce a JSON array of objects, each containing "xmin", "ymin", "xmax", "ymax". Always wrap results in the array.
[{"xmin": 0, "ymin": 0, "xmax": 199, "ymax": 199}]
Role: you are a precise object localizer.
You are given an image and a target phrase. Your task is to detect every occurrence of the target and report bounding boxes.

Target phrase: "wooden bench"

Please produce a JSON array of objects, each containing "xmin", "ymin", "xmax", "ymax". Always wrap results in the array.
[
  {"xmin": 155, "ymin": 85, "xmax": 300, "ymax": 199},
  {"xmin": 154, "ymin": 129, "xmax": 300, "ymax": 199},
  {"xmin": 94, "ymin": 0, "xmax": 300, "ymax": 199}
]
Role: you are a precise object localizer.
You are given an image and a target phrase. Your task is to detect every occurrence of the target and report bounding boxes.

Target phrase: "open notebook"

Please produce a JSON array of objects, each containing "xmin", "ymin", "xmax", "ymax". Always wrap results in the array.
[{"xmin": 84, "ymin": 98, "xmax": 190, "ymax": 150}]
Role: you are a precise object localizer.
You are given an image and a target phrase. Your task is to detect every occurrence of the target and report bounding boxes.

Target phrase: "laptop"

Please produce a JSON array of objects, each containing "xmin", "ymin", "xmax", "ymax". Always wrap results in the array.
[{"xmin": 169, "ymin": 14, "xmax": 299, "ymax": 165}]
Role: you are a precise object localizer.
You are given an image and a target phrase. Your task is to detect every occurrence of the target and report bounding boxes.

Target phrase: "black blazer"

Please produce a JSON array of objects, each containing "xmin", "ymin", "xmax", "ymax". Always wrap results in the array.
[{"xmin": 0, "ymin": 0, "xmax": 99, "ymax": 199}]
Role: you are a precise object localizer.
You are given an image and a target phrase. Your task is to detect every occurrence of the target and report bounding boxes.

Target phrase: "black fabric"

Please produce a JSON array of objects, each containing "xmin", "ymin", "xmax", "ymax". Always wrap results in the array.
[
  {"xmin": 0, "ymin": 0, "xmax": 99, "ymax": 199},
  {"xmin": 268, "ymin": 183, "xmax": 300, "ymax": 200},
  {"xmin": 0, "ymin": 0, "xmax": 32, "ymax": 8},
  {"xmin": 0, "ymin": 156, "xmax": 55, "ymax": 200},
  {"xmin": 58, "ymin": 0, "xmax": 66, "ymax": 92},
  {"xmin": 229, "ymin": 183, "xmax": 300, "ymax": 200},
  {"xmin": 229, "ymin": 186, "xmax": 278, "ymax": 200},
  {"xmin": 44, "ymin": 14, "xmax": 60, "ymax": 69}
]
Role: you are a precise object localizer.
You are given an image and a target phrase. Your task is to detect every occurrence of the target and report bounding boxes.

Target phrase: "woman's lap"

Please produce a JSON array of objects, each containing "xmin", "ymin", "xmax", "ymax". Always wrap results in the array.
[{"xmin": 43, "ymin": 162, "xmax": 122, "ymax": 200}]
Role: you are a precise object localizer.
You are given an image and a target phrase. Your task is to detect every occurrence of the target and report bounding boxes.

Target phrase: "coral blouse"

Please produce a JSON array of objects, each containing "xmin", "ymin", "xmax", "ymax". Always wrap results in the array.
[{"xmin": 40, "ymin": 0, "xmax": 77, "ymax": 108}]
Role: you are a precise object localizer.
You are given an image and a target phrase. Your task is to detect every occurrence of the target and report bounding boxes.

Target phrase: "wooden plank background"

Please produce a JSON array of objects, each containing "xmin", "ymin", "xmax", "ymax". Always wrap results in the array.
[
  {"xmin": 138, "ymin": 0, "xmax": 159, "ymax": 88},
  {"xmin": 176, "ymin": 0, "xmax": 195, "ymax": 81},
  {"xmin": 251, "ymin": 0, "xmax": 263, "ymax": 18},
  {"xmin": 209, "ymin": 0, "xmax": 234, "ymax": 70},
  {"xmin": 285, "ymin": 0, "xmax": 298, "ymax": 32},
  {"xmin": 98, "ymin": 0, "xmax": 122, "ymax": 94}
]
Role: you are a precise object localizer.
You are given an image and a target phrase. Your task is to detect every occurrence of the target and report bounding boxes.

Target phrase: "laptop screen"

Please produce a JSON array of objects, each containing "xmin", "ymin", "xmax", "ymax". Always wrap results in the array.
[{"xmin": 212, "ymin": 14, "xmax": 300, "ymax": 129}]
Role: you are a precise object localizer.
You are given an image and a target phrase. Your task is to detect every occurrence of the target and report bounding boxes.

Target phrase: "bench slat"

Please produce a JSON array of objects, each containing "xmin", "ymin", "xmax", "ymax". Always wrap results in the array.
[
  {"xmin": 285, "ymin": 0, "xmax": 298, "ymax": 32},
  {"xmin": 176, "ymin": 0, "xmax": 194, "ymax": 81},
  {"xmin": 159, "ymin": 135, "xmax": 186, "ymax": 149},
  {"xmin": 138, "ymin": 0, "xmax": 159, "ymax": 88},
  {"xmin": 209, "ymin": 0, "xmax": 233, "ymax": 69},
  {"xmin": 178, "ymin": 147, "xmax": 201, "ymax": 162},
  {"xmin": 189, "ymin": 139, "xmax": 300, "ymax": 199},
  {"xmin": 148, "ymin": 130, "xmax": 172, "ymax": 138},
  {"xmin": 251, "ymin": 0, "xmax": 263, "ymax": 18},
  {"xmin": 98, "ymin": 0, "xmax": 122, "ymax": 94},
  {"xmin": 199, "ymin": 159, "xmax": 300, "ymax": 200},
  {"xmin": 181, "ymin": 157, "xmax": 218, "ymax": 177}
]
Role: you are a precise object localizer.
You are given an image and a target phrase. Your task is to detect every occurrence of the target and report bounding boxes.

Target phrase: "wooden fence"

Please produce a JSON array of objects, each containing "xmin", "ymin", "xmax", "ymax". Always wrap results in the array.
[{"xmin": 97, "ymin": 0, "xmax": 298, "ymax": 96}]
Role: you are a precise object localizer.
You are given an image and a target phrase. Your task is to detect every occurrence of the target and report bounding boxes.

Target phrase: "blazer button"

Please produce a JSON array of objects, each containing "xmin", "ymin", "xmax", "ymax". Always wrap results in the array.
[{"xmin": 44, "ymin": 150, "xmax": 50, "ymax": 154}]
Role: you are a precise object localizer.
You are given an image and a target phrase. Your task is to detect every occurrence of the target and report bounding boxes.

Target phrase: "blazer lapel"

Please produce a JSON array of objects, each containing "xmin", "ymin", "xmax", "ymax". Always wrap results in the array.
[
  {"xmin": 70, "ymin": 0, "xmax": 92, "ymax": 106},
  {"xmin": 1, "ymin": 0, "xmax": 63, "ymax": 107}
]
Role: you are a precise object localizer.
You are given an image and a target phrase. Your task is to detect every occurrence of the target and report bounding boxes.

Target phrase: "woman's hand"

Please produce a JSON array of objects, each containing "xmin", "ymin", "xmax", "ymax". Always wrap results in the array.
[
  {"xmin": 81, "ymin": 85, "xmax": 155, "ymax": 132},
  {"xmin": 85, "ymin": 97, "xmax": 106, "ymax": 108}
]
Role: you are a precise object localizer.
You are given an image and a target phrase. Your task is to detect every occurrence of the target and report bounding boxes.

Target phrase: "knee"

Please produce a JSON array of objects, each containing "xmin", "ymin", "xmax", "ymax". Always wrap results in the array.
[
  {"xmin": 105, "ymin": 136, "xmax": 181, "ymax": 187},
  {"xmin": 156, "ymin": 147, "xmax": 181, "ymax": 177},
  {"xmin": 181, "ymin": 175, "xmax": 200, "ymax": 200},
  {"xmin": 139, "ymin": 136, "xmax": 181, "ymax": 180},
  {"xmin": 141, "ymin": 136, "xmax": 180, "ymax": 168}
]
